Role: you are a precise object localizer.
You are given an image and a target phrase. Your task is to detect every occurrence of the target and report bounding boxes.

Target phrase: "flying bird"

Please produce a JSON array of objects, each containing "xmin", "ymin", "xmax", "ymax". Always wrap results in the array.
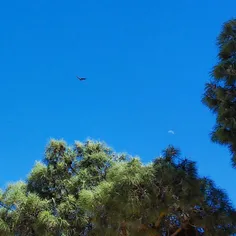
[
  {"xmin": 168, "ymin": 130, "xmax": 175, "ymax": 135},
  {"xmin": 76, "ymin": 76, "xmax": 86, "ymax": 81}
]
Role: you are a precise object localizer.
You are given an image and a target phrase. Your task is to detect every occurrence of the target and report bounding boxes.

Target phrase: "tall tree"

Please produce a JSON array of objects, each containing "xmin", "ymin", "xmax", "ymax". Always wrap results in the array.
[
  {"xmin": 80, "ymin": 146, "xmax": 236, "ymax": 235},
  {"xmin": 0, "ymin": 139, "xmax": 235, "ymax": 235},
  {"xmin": 202, "ymin": 18, "xmax": 236, "ymax": 167}
]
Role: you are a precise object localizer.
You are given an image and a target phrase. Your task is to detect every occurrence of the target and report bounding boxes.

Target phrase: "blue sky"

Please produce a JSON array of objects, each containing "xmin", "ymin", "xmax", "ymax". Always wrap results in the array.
[{"xmin": 0, "ymin": 0, "xmax": 236, "ymax": 203}]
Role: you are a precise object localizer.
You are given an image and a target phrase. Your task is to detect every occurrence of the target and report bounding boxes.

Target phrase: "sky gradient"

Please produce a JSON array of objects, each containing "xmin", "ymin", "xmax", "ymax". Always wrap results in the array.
[{"xmin": 0, "ymin": 0, "xmax": 236, "ymax": 203}]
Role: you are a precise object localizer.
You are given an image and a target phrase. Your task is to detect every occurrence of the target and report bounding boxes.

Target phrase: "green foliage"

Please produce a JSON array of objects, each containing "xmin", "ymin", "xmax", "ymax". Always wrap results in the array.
[
  {"xmin": 202, "ymin": 18, "xmax": 236, "ymax": 167},
  {"xmin": 0, "ymin": 140, "xmax": 235, "ymax": 235}
]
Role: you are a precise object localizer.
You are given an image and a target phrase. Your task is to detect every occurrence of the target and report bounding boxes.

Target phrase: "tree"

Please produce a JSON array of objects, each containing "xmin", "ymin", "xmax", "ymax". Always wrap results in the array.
[
  {"xmin": 80, "ymin": 146, "xmax": 236, "ymax": 236},
  {"xmin": 0, "ymin": 139, "xmax": 235, "ymax": 235},
  {"xmin": 202, "ymin": 18, "xmax": 236, "ymax": 167}
]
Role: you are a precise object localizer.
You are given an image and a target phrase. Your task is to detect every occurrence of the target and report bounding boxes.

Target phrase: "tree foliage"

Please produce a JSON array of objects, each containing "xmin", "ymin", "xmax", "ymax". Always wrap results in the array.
[
  {"xmin": 202, "ymin": 18, "xmax": 236, "ymax": 167},
  {"xmin": 0, "ymin": 139, "xmax": 235, "ymax": 235}
]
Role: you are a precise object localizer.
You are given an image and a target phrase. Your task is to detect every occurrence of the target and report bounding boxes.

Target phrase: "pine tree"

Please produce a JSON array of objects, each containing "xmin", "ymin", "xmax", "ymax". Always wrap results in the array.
[
  {"xmin": 202, "ymin": 18, "xmax": 236, "ymax": 167},
  {"xmin": 0, "ymin": 140, "xmax": 235, "ymax": 235},
  {"xmin": 80, "ymin": 145, "xmax": 236, "ymax": 235}
]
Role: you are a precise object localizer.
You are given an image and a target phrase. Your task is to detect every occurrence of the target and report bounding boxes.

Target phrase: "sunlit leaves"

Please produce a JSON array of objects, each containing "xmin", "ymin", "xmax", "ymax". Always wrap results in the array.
[{"xmin": 0, "ymin": 139, "xmax": 235, "ymax": 235}]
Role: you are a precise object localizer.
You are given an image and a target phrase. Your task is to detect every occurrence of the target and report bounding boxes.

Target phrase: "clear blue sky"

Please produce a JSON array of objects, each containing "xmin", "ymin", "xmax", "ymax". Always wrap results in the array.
[{"xmin": 0, "ymin": 0, "xmax": 236, "ymax": 203}]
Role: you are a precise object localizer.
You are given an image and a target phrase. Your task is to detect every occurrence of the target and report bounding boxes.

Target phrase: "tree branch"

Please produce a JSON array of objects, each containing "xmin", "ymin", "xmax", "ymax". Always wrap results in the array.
[
  {"xmin": 171, "ymin": 227, "xmax": 182, "ymax": 236},
  {"xmin": 119, "ymin": 221, "xmax": 127, "ymax": 236},
  {"xmin": 155, "ymin": 211, "xmax": 166, "ymax": 228}
]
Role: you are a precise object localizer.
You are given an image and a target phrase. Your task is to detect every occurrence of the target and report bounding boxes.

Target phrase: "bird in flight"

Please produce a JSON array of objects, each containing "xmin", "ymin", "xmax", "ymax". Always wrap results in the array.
[
  {"xmin": 168, "ymin": 130, "xmax": 175, "ymax": 135},
  {"xmin": 76, "ymin": 76, "xmax": 86, "ymax": 81}
]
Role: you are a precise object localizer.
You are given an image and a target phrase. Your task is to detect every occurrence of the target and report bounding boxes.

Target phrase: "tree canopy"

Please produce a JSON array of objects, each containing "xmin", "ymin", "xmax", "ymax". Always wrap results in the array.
[
  {"xmin": 202, "ymin": 18, "xmax": 236, "ymax": 167},
  {"xmin": 0, "ymin": 139, "xmax": 235, "ymax": 235}
]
